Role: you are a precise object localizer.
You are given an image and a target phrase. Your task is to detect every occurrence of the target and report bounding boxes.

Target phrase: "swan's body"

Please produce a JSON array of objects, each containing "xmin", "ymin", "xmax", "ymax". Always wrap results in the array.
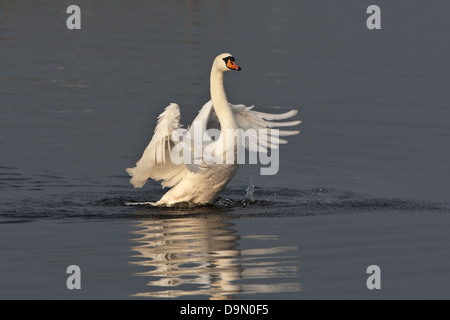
[{"xmin": 126, "ymin": 53, "xmax": 300, "ymax": 206}]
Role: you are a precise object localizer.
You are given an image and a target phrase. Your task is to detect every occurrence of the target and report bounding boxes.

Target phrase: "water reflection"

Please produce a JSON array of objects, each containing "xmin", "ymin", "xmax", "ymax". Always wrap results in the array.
[{"xmin": 129, "ymin": 213, "xmax": 300, "ymax": 299}]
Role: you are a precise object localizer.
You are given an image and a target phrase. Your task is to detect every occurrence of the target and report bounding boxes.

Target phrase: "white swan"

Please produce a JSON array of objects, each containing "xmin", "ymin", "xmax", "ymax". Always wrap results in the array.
[{"xmin": 126, "ymin": 53, "xmax": 300, "ymax": 206}]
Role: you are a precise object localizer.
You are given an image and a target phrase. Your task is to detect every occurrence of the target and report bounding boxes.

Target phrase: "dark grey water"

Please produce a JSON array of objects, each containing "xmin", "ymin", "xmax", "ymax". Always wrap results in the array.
[{"xmin": 1, "ymin": 0, "xmax": 450, "ymax": 299}]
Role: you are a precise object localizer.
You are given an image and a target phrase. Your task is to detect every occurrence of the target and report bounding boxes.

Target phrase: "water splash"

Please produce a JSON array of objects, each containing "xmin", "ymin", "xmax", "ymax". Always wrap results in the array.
[{"xmin": 242, "ymin": 178, "xmax": 255, "ymax": 204}]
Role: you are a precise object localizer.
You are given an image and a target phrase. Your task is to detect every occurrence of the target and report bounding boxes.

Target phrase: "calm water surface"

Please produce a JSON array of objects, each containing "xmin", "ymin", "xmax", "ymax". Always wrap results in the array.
[{"xmin": 1, "ymin": 0, "xmax": 449, "ymax": 299}]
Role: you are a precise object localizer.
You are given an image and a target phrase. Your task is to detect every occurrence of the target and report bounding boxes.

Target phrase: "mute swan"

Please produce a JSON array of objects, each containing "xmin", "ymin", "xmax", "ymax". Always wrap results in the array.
[{"xmin": 126, "ymin": 53, "xmax": 300, "ymax": 206}]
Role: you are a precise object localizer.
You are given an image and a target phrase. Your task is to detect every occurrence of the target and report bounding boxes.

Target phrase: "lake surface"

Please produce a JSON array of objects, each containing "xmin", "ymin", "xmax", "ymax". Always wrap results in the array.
[{"xmin": 1, "ymin": 0, "xmax": 449, "ymax": 299}]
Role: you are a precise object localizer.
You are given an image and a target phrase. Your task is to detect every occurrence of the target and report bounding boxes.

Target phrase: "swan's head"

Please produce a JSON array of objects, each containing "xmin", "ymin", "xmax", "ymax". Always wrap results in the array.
[{"xmin": 214, "ymin": 53, "xmax": 241, "ymax": 72}]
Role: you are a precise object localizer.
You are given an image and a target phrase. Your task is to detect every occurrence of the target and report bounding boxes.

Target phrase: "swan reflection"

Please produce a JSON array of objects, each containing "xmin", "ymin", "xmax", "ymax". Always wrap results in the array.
[{"xmin": 129, "ymin": 213, "xmax": 300, "ymax": 299}]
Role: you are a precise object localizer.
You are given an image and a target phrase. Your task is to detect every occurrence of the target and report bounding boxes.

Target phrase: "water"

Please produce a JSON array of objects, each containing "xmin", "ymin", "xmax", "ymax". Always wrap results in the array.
[{"xmin": 1, "ymin": 0, "xmax": 450, "ymax": 299}]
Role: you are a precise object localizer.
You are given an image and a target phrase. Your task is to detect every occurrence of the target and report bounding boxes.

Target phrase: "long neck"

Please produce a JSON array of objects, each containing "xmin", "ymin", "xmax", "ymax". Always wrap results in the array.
[{"xmin": 210, "ymin": 67, "xmax": 237, "ymax": 130}]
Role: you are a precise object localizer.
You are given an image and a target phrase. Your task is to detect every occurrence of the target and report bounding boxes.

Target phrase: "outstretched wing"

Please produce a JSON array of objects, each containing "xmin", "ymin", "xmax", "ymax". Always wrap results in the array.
[
  {"xmin": 231, "ymin": 103, "xmax": 301, "ymax": 152},
  {"xmin": 126, "ymin": 103, "xmax": 189, "ymax": 188},
  {"xmin": 127, "ymin": 100, "xmax": 300, "ymax": 188},
  {"xmin": 192, "ymin": 100, "xmax": 301, "ymax": 153}
]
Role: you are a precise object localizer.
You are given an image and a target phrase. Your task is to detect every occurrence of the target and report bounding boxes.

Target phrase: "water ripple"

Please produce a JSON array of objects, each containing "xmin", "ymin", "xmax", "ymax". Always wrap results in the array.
[{"xmin": 0, "ymin": 186, "xmax": 448, "ymax": 221}]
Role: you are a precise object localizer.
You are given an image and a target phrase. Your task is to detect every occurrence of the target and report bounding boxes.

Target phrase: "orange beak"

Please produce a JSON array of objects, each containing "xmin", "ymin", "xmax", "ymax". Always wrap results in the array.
[{"xmin": 227, "ymin": 59, "xmax": 241, "ymax": 71}]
